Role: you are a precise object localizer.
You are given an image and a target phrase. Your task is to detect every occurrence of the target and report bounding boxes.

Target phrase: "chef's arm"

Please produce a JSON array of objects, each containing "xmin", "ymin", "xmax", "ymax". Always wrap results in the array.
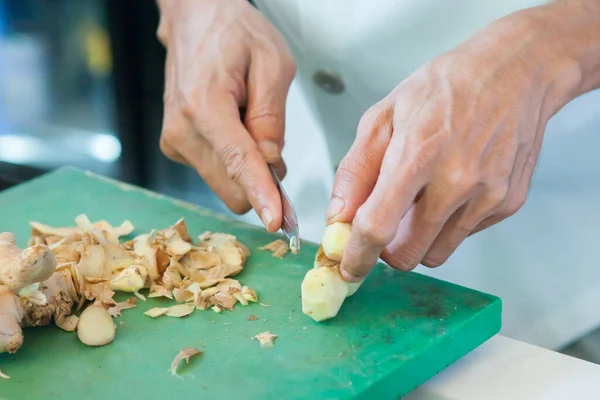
[
  {"xmin": 533, "ymin": 0, "xmax": 600, "ymax": 103},
  {"xmin": 328, "ymin": 0, "xmax": 600, "ymax": 281}
]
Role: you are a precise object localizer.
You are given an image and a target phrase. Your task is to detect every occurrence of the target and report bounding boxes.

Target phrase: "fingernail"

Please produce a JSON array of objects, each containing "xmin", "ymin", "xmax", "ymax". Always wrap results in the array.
[
  {"xmin": 341, "ymin": 267, "xmax": 362, "ymax": 283},
  {"xmin": 261, "ymin": 208, "xmax": 273, "ymax": 229},
  {"xmin": 257, "ymin": 140, "xmax": 280, "ymax": 163},
  {"xmin": 326, "ymin": 196, "xmax": 345, "ymax": 221}
]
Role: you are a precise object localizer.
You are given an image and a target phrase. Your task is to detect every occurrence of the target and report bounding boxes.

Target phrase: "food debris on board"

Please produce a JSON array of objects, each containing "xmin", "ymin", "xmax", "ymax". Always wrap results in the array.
[
  {"xmin": 247, "ymin": 314, "xmax": 259, "ymax": 321},
  {"xmin": 255, "ymin": 331, "xmax": 278, "ymax": 348},
  {"xmin": 0, "ymin": 215, "xmax": 260, "ymax": 357},
  {"xmin": 258, "ymin": 239, "xmax": 289, "ymax": 259},
  {"xmin": 0, "ymin": 369, "xmax": 10, "ymax": 379},
  {"xmin": 170, "ymin": 347, "xmax": 202, "ymax": 376}
]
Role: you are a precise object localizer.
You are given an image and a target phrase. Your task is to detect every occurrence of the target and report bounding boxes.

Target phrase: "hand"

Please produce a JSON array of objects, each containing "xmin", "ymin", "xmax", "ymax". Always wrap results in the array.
[
  {"xmin": 156, "ymin": 0, "xmax": 296, "ymax": 231},
  {"xmin": 327, "ymin": 10, "xmax": 584, "ymax": 281}
]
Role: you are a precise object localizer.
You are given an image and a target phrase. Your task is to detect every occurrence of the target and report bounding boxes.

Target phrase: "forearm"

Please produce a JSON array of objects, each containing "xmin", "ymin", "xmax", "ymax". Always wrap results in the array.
[{"xmin": 529, "ymin": 0, "xmax": 600, "ymax": 103}]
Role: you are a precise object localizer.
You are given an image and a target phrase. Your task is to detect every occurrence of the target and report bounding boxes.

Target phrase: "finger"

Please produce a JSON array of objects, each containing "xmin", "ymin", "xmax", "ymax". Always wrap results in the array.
[
  {"xmin": 339, "ymin": 125, "xmax": 436, "ymax": 282},
  {"xmin": 421, "ymin": 184, "xmax": 507, "ymax": 267},
  {"xmin": 380, "ymin": 185, "xmax": 463, "ymax": 272},
  {"xmin": 161, "ymin": 105, "xmax": 252, "ymax": 214},
  {"xmin": 469, "ymin": 169, "xmax": 530, "ymax": 237},
  {"xmin": 270, "ymin": 158, "xmax": 287, "ymax": 181},
  {"xmin": 186, "ymin": 91, "xmax": 283, "ymax": 232},
  {"xmin": 470, "ymin": 139, "xmax": 539, "ymax": 236},
  {"xmin": 326, "ymin": 101, "xmax": 394, "ymax": 224},
  {"xmin": 244, "ymin": 49, "xmax": 295, "ymax": 163}
]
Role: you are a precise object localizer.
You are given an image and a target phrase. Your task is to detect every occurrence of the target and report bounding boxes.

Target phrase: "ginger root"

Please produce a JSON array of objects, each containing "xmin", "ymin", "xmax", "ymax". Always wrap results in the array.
[
  {"xmin": 0, "ymin": 233, "xmax": 56, "ymax": 292},
  {"xmin": 301, "ymin": 222, "xmax": 363, "ymax": 322},
  {"xmin": 0, "ymin": 234, "xmax": 62, "ymax": 354}
]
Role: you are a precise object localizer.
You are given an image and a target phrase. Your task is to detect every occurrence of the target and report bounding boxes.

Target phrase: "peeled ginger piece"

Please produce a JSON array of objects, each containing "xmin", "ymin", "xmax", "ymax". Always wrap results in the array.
[
  {"xmin": 77, "ymin": 305, "xmax": 116, "ymax": 346},
  {"xmin": 301, "ymin": 222, "xmax": 363, "ymax": 322},
  {"xmin": 321, "ymin": 222, "xmax": 352, "ymax": 262}
]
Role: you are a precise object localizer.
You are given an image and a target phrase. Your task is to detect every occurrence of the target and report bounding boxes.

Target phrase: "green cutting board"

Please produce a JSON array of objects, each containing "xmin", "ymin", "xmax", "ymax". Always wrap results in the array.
[{"xmin": 0, "ymin": 168, "xmax": 501, "ymax": 399}]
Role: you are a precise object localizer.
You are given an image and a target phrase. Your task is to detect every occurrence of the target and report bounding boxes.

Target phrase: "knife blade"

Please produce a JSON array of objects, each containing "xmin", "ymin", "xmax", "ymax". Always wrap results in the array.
[{"xmin": 269, "ymin": 165, "xmax": 300, "ymax": 253}]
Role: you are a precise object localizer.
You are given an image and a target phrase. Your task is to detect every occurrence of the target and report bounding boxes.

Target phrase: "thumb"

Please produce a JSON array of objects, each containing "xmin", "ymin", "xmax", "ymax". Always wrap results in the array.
[
  {"xmin": 244, "ymin": 51, "xmax": 295, "ymax": 164},
  {"xmin": 326, "ymin": 103, "xmax": 394, "ymax": 224}
]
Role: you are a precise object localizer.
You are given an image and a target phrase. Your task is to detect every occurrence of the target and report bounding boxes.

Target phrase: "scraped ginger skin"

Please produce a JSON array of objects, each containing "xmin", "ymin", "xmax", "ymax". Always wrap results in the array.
[
  {"xmin": 301, "ymin": 222, "xmax": 363, "ymax": 322},
  {"xmin": 0, "ymin": 233, "xmax": 56, "ymax": 292}
]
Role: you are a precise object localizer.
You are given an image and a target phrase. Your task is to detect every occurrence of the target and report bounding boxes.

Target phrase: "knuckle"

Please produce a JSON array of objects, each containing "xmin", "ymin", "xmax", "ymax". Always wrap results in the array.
[
  {"xmin": 179, "ymin": 89, "xmax": 204, "ymax": 122},
  {"xmin": 160, "ymin": 127, "xmax": 184, "ymax": 153},
  {"xmin": 159, "ymin": 136, "xmax": 175, "ymax": 158},
  {"xmin": 336, "ymin": 149, "xmax": 375, "ymax": 183},
  {"xmin": 354, "ymin": 209, "xmax": 395, "ymax": 246},
  {"xmin": 385, "ymin": 251, "xmax": 420, "ymax": 272},
  {"xmin": 282, "ymin": 56, "xmax": 297, "ymax": 81},
  {"xmin": 219, "ymin": 144, "xmax": 249, "ymax": 182},
  {"xmin": 503, "ymin": 191, "xmax": 527, "ymax": 218},
  {"xmin": 357, "ymin": 104, "xmax": 389, "ymax": 138},
  {"xmin": 245, "ymin": 106, "xmax": 283, "ymax": 128},
  {"xmin": 441, "ymin": 167, "xmax": 480, "ymax": 201},
  {"xmin": 227, "ymin": 199, "xmax": 252, "ymax": 215},
  {"xmin": 487, "ymin": 182, "xmax": 511, "ymax": 209}
]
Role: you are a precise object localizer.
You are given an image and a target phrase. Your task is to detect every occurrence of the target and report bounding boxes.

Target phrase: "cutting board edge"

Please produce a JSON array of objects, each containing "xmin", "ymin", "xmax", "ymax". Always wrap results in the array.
[{"xmin": 354, "ymin": 296, "xmax": 502, "ymax": 399}]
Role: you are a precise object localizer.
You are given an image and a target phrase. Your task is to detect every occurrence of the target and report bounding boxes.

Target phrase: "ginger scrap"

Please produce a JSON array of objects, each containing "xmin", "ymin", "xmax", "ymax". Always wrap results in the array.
[
  {"xmin": 133, "ymin": 291, "xmax": 146, "ymax": 301},
  {"xmin": 165, "ymin": 303, "xmax": 195, "ymax": 317},
  {"xmin": 107, "ymin": 297, "xmax": 137, "ymax": 317},
  {"xmin": 132, "ymin": 234, "xmax": 159, "ymax": 281},
  {"xmin": 144, "ymin": 307, "xmax": 169, "ymax": 318},
  {"xmin": 117, "ymin": 297, "xmax": 137, "ymax": 310},
  {"xmin": 148, "ymin": 284, "xmax": 173, "ymax": 300},
  {"xmin": 242, "ymin": 286, "xmax": 258, "ymax": 303},
  {"xmin": 109, "ymin": 265, "xmax": 148, "ymax": 293},
  {"xmin": 170, "ymin": 347, "xmax": 202, "ymax": 376},
  {"xmin": 247, "ymin": 314, "xmax": 259, "ymax": 321},
  {"xmin": 161, "ymin": 265, "xmax": 183, "ymax": 290},
  {"xmin": 55, "ymin": 315, "xmax": 79, "ymax": 332},
  {"xmin": 255, "ymin": 331, "xmax": 277, "ymax": 348},
  {"xmin": 259, "ymin": 239, "xmax": 289, "ymax": 259},
  {"xmin": 0, "ymin": 368, "xmax": 10, "ymax": 379},
  {"xmin": 78, "ymin": 245, "xmax": 107, "ymax": 279}
]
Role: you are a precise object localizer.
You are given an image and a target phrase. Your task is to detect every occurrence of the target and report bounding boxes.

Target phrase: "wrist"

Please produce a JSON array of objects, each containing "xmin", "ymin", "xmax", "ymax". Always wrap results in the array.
[{"xmin": 522, "ymin": 1, "xmax": 600, "ymax": 112}]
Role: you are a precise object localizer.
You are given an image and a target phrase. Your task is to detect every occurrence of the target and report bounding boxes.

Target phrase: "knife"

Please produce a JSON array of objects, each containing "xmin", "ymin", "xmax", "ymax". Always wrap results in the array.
[{"xmin": 268, "ymin": 165, "xmax": 300, "ymax": 254}]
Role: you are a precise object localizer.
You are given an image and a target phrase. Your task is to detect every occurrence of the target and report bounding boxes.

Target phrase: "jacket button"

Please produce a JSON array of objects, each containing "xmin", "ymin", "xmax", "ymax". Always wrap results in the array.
[{"xmin": 313, "ymin": 70, "xmax": 344, "ymax": 94}]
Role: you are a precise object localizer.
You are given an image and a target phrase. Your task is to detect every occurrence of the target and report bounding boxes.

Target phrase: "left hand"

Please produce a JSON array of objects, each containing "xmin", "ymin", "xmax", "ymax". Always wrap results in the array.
[{"xmin": 327, "ymin": 9, "xmax": 581, "ymax": 281}]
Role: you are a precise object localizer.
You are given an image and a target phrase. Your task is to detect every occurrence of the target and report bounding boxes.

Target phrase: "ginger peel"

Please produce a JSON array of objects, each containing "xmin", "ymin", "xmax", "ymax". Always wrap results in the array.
[{"xmin": 0, "ymin": 215, "xmax": 258, "ymax": 357}]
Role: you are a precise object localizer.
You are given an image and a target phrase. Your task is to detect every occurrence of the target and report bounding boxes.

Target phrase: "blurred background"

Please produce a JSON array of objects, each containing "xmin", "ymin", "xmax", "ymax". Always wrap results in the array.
[
  {"xmin": 1, "ymin": 0, "xmax": 600, "ymax": 367},
  {"xmin": 0, "ymin": 0, "xmax": 227, "ymax": 212}
]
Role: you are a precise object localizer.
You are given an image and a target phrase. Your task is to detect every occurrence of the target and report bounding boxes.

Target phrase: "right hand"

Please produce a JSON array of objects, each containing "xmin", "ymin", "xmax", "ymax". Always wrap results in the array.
[{"xmin": 156, "ymin": 0, "xmax": 296, "ymax": 231}]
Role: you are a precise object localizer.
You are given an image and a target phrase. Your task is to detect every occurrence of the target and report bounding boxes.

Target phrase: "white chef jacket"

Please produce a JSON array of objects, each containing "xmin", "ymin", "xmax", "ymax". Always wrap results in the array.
[{"xmin": 243, "ymin": 0, "xmax": 600, "ymax": 351}]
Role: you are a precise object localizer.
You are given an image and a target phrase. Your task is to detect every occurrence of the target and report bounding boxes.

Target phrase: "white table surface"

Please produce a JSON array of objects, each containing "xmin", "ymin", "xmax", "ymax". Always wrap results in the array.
[{"xmin": 404, "ymin": 335, "xmax": 600, "ymax": 400}]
